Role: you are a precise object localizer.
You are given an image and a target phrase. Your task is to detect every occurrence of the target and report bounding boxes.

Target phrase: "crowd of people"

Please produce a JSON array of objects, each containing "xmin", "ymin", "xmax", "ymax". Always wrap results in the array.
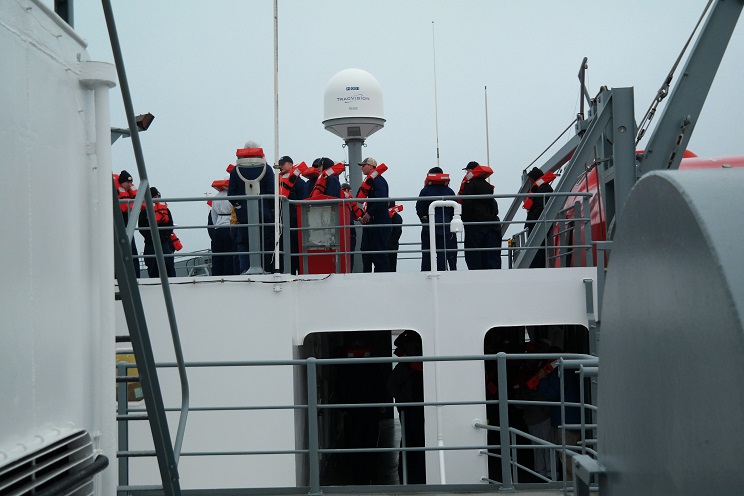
[{"xmin": 116, "ymin": 140, "xmax": 558, "ymax": 277}]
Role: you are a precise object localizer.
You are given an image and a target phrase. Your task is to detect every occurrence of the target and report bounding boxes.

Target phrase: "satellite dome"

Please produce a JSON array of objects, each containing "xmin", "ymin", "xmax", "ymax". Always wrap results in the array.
[{"xmin": 323, "ymin": 68, "xmax": 385, "ymax": 140}]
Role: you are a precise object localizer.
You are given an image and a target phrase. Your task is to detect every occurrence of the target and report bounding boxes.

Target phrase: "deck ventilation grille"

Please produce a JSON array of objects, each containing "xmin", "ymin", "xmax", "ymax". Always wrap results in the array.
[{"xmin": 0, "ymin": 430, "xmax": 96, "ymax": 496}]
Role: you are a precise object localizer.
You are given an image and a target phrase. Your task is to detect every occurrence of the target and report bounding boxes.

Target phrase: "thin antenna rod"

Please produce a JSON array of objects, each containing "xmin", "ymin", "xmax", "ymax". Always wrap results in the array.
[
  {"xmin": 273, "ymin": 0, "xmax": 280, "ymax": 271},
  {"xmin": 432, "ymin": 21, "xmax": 441, "ymax": 167},
  {"xmin": 273, "ymin": 0, "xmax": 279, "ymax": 162},
  {"xmin": 485, "ymin": 85, "xmax": 491, "ymax": 167}
]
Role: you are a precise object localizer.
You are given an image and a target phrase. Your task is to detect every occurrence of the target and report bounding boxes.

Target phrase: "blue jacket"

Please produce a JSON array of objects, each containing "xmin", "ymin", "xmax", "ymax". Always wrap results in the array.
[
  {"xmin": 538, "ymin": 367, "xmax": 582, "ymax": 429},
  {"xmin": 416, "ymin": 183, "xmax": 456, "ymax": 235},
  {"xmin": 324, "ymin": 175, "xmax": 341, "ymax": 199},
  {"xmin": 287, "ymin": 177, "xmax": 307, "ymax": 227},
  {"xmin": 307, "ymin": 175, "xmax": 341, "ymax": 199},
  {"xmin": 366, "ymin": 175, "xmax": 391, "ymax": 225},
  {"xmin": 227, "ymin": 164, "xmax": 275, "ymax": 225}
]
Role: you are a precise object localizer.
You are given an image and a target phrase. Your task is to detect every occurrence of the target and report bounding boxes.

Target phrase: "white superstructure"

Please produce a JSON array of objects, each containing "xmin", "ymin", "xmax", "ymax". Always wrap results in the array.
[{"xmin": 1, "ymin": 0, "xmax": 117, "ymax": 494}]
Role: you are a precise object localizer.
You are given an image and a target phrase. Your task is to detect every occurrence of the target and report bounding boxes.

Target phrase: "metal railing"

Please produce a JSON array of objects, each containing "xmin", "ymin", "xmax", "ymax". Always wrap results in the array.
[
  {"xmin": 121, "ymin": 190, "xmax": 594, "ymax": 276},
  {"xmin": 115, "ymin": 351, "xmax": 599, "ymax": 494}
]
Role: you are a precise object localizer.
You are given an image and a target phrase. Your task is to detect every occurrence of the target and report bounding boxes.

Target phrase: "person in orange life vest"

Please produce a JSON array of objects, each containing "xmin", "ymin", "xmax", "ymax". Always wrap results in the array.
[
  {"xmin": 277, "ymin": 155, "xmax": 307, "ymax": 275},
  {"xmin": 537, "ymin": 345, "xmax": 582, "ymax": 481},
  {"xmin": 138, "ymin": 187, "xmax": 176, "ymax": 278},
  {"xmin": 513, "ymin": 338, "xmax": 554, "ymax": 479},
  {"xmin": 227, "ymin": 141, "xmax": 275, "ymax": 273},
  {"xmin": 459, "ymin": 161, "xmax": 501, "ymax": 270},
  {"xmin": 115, "ymin": 169, "xmax": 141, "ymax": 277},
  {"xmin": 388, "ymin": 204, "xmax": 403, "ymax": 272},
  {"xmin": 416, "ymin": 166, "xmax": 458, "ymax": 271},
  {"xmin": 358, "ymin": 157, "xmax": 392, "ymax": 272},
  {"xmin": 207, "ymin": 176, "xmax": 237, "ymax": 276},
  {"xmin": 524, "ymin": 167, "xmax": 554, "ymax": 268},
  {"xmin": 307, "ymin": 157, "xmax": 341, "ymax": 198},
  {"xmin": 387, "ymin": 330, "xmax": 425, "ymax": 484},
  {"xmin": 341, "ymin": 182, "xmax": 358, "ymax": 272}
]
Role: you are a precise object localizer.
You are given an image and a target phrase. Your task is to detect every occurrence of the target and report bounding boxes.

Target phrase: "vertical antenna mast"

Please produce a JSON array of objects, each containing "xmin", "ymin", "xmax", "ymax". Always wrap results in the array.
[
  {"xmin": 432, "ymin": 21, "xmax": 441, "ymax": 167},
  {"xmin": 484, "ymin": 85, "xmax": 491, "ymax": 167},
  {"xmin": 273, "ymin": 0, "xmax": 279, "ymax": 162},
  {"xmin": 273, "ymin": 0, "xmax": 280, "ymax": 271}
]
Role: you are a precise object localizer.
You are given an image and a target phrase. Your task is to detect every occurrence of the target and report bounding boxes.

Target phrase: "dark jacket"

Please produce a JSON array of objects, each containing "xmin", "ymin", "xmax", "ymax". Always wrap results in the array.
[
  {"xmin": 286, "ymin": 178, "xmax": 307, "ymax": 227},
  {"xmin": 538, "ymin": 366, "xmax": 581, "ymax": 429},
  {"xmin": 323, "ymin": 175, "xmax": 341, "ymax": 199},
  {"xmin": 139, "ymin": 202, "xmax": 173, "ymax": 245},
  {"xmin": 525, "ymin": 182, "xmax": 554, "ymax": 232},
  {"xmin": 227, "ymin": 164, "xmax": 275, "ymax": 225},
  {"xmin": 417, "ymin": 183, "xmax": 456, "ymax": 235},
  {"xmin": 366, "ymin": 175, "xmax": 391, "ymax": 225},
  {"xmin": 460, "ymin": 177, "xmax": 499, "ymax": 225}
]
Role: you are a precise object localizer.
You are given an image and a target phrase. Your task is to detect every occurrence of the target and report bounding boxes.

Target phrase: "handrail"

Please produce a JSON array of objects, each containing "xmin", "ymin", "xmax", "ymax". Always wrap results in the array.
[
  {"xmin": 122, "ymin": 190, "xmax": 594, "ymax": 275},
  {"xmin": 116, "ymin": 351, "xmax": 598, "ymax": 492}
]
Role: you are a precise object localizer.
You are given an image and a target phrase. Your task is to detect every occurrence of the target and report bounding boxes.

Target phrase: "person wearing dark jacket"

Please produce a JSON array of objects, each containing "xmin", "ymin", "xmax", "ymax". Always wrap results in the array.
[
  {"xmin": 277, "ymin": 155, "xmax": 307, "ymax": 274},
  {"xmin": 138, "ymin": 187, "xmax": 176, "ymax": 278},
  {"xmin": 227, "ymin": 143, "xmax": 275, "ymax": 273},
  {"xmin": 525, "ymin": 167, "xmax": 554, "ymax": 268},
  {"xmin": 537, "ymin": 346, "xmax": 581, "ymax": 481},
  {"xmin": 341, "ymin": 183, "xmax": 358, "ymax": 272},
  {"xmin": 388, "ymin": 205, "xmax": 403, "ymax": 272},
  {"xmin": 115, "ymin": 170, "xmax": 141, "ymax": 277},
  {"xmin": 387, "ymin": 330, "xmax": 425, "ymax": 484},
  {"xmin": 416, "ymin": 167, "xmax": 458, "ymax": 271},
  {"xmin": 308, "ymin": 157, "xmax": 341, "ymax": 199},
  {"xmin": 358, "ymin": 157, "xmax": 392, "ymax": 272},
  {"xmin": 460, "ymin": 161, "xmax": 501, "ymax": 270}
]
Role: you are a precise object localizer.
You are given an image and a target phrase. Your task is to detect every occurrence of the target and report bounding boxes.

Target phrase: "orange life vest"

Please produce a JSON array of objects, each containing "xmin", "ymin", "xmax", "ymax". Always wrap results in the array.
[
  {"xmin": 457, "ymin": 165, "xmax": 493, "ymax": 195},
  {"xmin": 153, "ymin": 201, "xmax": 171, "ymax": 225},
  {"xmin": 425, "ymin": 172, "xmax": 450, "ymax": 186},
  {"xmin": 278, "ymin": 161, "xmax": 309, "ymax": 198},
  {"xmin": 301, "ymin": 166, "xmax": 320, "ymax": 179},
  {"xmin": 356, "ymin": 163, "xmax": 388, "ymax": 199},
  {"xmin": 310, "ymin": 162, "xmax": 345, "ymax": 198},
  {"xmin": 236, "ymin": 147, "xmax": 265, "ymax": 159},
  {"xmin": 208, "ymin": 178, "xmax": 230, "ymax": 206},
  {"xmin": 522, "ymin": 171, "xmax": 557, "ymax": 210},
  {"xmin": 526, "ymin": 359, "xmax": 561, "ymax": 391},
  {"xmin": 388, "ymin": 203, "xmax": 403, "ymax": 218},
  {"xmin": 211, "ymin": 179, "xmax": 229, "ymax": 191},
  {"xmin": 114, "ymin": 174, "xmax": 137, "ymax": 214},
  {"xmin": 341, "ymin": 188, "xmax": 364, "ymax": 220},
  {"xmin": 169, "ymin": 232, "xmax": 183, "ymax": 251}
]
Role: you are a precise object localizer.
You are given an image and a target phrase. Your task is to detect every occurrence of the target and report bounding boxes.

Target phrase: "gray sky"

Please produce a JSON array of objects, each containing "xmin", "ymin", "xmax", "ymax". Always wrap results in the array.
[{"xmin": 64, "ymin": 0, "xmax": 744, "ymax": 258}]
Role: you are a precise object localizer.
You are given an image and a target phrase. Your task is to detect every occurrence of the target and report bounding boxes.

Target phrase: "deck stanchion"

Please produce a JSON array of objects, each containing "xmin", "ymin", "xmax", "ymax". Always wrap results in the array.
[
  {"xmin": 117, "ymin": 362, "xmax": 129, "ymax": 491},
  {"xmin": 496, "ymin": 352, "xmax": 514, "ymax": 492},
  {"xmin": 282, "ymin": 198, "xmax": 292, "ymax": 274},
  {"xmin": 400, "ymin": 409, "xmax": 408, "ymax": 484},
  {"xmin": 306, "ymin": 358, "xmax": 322, "ymax": 496}
]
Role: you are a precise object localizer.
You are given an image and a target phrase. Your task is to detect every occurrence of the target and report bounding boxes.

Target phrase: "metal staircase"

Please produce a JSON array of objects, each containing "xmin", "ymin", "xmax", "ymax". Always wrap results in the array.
[{"xmin": 103, "ymin": 0, "xmax": 189, "ymax": 494}]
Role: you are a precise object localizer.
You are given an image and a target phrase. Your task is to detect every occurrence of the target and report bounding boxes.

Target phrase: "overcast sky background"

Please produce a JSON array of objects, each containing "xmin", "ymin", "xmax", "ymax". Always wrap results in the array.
[{"xmin": 60, "ymin": 0, "xmax": 744, "ymax": 267}]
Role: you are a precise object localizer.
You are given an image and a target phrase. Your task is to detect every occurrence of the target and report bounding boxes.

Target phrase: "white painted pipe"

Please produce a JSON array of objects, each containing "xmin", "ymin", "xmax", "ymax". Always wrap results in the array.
[
  {"xmin": 81, "ymin": 60, "xmax": 118, "ymax": 495},
  {"xmin": 425, "ymin": 199, "xmax": 462, "ymax": 483},
  {"xmin": 427, "ymin": 200, "xmax": 463, "ymax": 274}
]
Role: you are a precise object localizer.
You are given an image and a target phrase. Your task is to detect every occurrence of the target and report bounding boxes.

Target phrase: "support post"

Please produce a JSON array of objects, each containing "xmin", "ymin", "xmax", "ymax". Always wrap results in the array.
[
  {"xmin": 306, "ymin": 358, "xmax": 322, "ymax": 496},
  {"xmin": 496, "ymin": 353, "xmax": 514, "ymax": 492}
]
